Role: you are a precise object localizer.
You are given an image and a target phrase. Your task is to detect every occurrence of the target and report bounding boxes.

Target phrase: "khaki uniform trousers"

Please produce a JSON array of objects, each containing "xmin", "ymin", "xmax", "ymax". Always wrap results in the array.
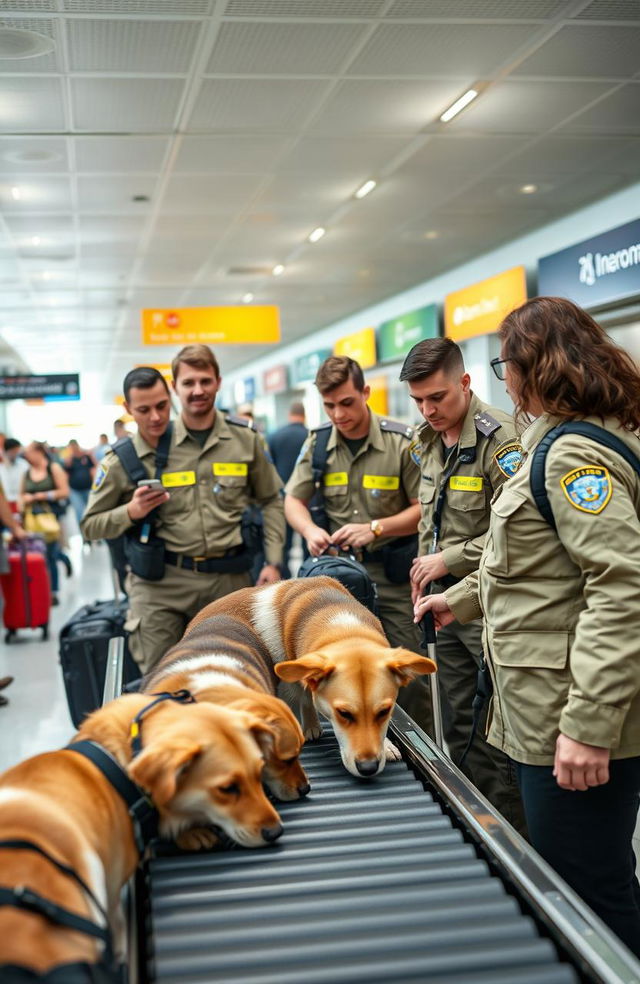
[
  {"xmin": 125, "ymin": 564, "xmax": 252, "ymax": 675},
  {"xmin": 365, "ymin": 559, "xmax": 434, "ymax": 736},
  {"xmin": 433, "ymin": 611, "xmax": 527, "ymax": 836}
]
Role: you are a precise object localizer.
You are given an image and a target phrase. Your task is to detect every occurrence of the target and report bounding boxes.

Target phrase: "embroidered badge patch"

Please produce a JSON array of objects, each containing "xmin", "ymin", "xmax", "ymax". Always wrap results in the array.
[
  {"xmin": 494, "ymin": 443, "xmax": 524, "ymax": 478},
  {"xmin": 560, "ymin": 466, "xmax": 612, "ymax": 515},
  {"xmin": 408, "ymin": 438, "xmax": 422, "ymax": 467},
  {"xmin": 92, "ymin": 462, "xmax": 108, "ymax": 491}
]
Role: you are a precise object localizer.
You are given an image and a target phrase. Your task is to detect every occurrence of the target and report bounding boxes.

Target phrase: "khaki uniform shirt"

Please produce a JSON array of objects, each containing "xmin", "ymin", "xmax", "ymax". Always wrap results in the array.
[
  {"xmin": 447, "ymin": 413, "xmax": 640, "ymax": 765},
  {"xmin": 413, "ymin": 392, "xmax": 522, "ymax": 577},
  {"xmin": 81, "ymin": 413, "xmax": 285, "ymax": 566},
  {"xmin": 285, "ymin": 410, "xmax": 418, "ymax": 556}
]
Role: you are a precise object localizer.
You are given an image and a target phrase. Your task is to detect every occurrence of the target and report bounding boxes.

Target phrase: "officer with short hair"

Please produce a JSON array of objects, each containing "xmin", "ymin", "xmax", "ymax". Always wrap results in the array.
[
  {"xmin": 82, "ymin": 349, "xmax": 284, "ymax": 673},
  {"xmin": 285, "ymin": 355, "xmax": 430, "ymax": 728},
  {"xmin": 399, "ymin": 337, "xmax": 526, "ymax": 832}
]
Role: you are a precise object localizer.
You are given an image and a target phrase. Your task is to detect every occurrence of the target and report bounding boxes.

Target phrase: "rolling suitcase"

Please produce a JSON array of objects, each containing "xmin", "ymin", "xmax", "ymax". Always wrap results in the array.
[
  {"xmin": 0, "ymin": 537, "xmax": 51, "ymax": 643},
  {"xmin": 59, "ymin": 598, "xmax": 140, "ymax": 727}
]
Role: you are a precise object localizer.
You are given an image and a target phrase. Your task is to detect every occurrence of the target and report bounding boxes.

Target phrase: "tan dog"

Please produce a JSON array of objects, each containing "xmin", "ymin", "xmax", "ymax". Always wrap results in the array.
[
  {"xmin": 0, "ymin": 694, "xmax": 282, "ymax": 975},
  {"xmin": 188, "ymin": 577, "xmax": 436, "ymax": 778},
  {"xmin": 144, "ymin": 612, "xmax": 309, "ymax": 801}
]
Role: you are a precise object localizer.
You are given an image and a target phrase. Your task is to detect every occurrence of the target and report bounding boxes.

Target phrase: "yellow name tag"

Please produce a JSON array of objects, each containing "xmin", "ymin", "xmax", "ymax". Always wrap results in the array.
[
  {"xmin": 212, "ymin": 462, "xmax": 248, "ymax": 477},
  {"xmin": 324, "ymin": 472, "xmax": 348, "ymax": 487},
  {"xmin": 363, "ymin": 474, "xmax": 400, "ymax": 491},
  {"xmin": 449, "ymin": 475, "xmax": 483, "ymax": 492},
  {"xmin": 162, "ymin": 471, "xmax": 196, "ymax": 487}
]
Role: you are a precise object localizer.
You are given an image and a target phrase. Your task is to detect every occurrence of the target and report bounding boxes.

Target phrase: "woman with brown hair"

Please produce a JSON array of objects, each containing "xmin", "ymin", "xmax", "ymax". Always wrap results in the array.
[
  {"xmin": 415, "ymin": 296, "xmax": 640, "ymax": 956},
  {"xmin": 20, "ymin": 442, "xmax": 70, "ymax": 606}
]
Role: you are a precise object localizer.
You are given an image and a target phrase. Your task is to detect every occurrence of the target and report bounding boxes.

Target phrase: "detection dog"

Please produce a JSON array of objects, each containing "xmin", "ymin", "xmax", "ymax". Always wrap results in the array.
[
  {"xmin": 188, "ymin": 577, "xmax": 436, "ymax": 778},
  {"xmin": 0, "ymin": 694, "xmax": 282, "ymax": 975},
  {"xmin": 144, "ymin": 612, "xmax": 309, "ymax": 802}
]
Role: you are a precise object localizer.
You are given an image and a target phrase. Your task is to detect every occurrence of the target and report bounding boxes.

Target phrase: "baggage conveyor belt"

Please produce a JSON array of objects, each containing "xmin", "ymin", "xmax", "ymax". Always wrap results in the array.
[{"xmin": 136, "ymin": 708, "xmax": 640, "ymax": 984}]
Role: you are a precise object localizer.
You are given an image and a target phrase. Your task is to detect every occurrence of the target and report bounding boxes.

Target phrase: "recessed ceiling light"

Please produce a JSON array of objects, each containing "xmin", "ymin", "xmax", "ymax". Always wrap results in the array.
[
  {"xmin": 308, "ymin": 227, "xmax": 325, "ymax": 244},
  {"xmin": 423, "ymin": 230, "xmax": 440, "ymax": 240},
  {"xmin": 5, "ymin": 148, "xmax": 61, "ymax": 165},
  {"xmin": 272, "ymin": 264, "xmax": 284, "ymax": 276},
  {"xmin": 10, "ymin": 186, "xmax": 22, "ymax": 200},
  {"xmin": 132, "ymin": 194, "xmax": 150, "ymax": 203},
  {"xmin": 354, "ymin": 180, "xmax": 376, "ymax": 200},
  {"xmin": 31, "ymin": 236, "xmax": 41, "ymax": 246},
  {"xmin": 520, "ymin": 183, "xmax": 538, "ymax": 195},
  {"xmin": 439, "ymin": 88, "xmax": 479, "ymax": 123},
  {"xmin": 0, "ymin": 28, "xmax": 55, "ymax": 60},
  {"xmin": 242, "ymin": 292, "xmax": 254, "ymax": 303},
  {"xmin": 42, "ymin": 271, "xmax": 52, "ymax": 281}
]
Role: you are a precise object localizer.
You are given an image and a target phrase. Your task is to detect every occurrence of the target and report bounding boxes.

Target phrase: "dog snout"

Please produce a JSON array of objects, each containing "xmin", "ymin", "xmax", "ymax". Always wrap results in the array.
[
  {"xmin": 262, "ymin": 821, "xmax": 283, "ymax": 843},
  {"xmin": 355, "ymin": 758, "xmax": 379, "ymax": 777},
  {"xmin": 297, "ymin": 780, "xmax": 311, "ymax": 798}
]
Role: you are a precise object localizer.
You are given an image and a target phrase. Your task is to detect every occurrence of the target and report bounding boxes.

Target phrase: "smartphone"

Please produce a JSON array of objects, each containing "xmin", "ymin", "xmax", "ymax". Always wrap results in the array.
[{"xmin": 137, "ymin": 478, "xmax": 163, "ymax": 490}]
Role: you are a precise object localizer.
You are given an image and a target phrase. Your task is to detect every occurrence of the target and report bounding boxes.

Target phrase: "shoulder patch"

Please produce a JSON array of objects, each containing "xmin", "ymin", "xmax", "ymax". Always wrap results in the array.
[
  {"xmin": 311, "ymin": 421, "xmax": 332, "ymax": 433},
  {"xmin": 92, "ymin": 461, "xmax": 108, "ymax": 491},
  {"xmin": 494, "ymin": 441, "xmax": 523, "ymax": 479},
  {"xmin": 226, "ymin": 413, "xmax": 253, "ymax": 429},
  {"xmin": 560, "ymin": 465, "xmax": 612, "ymax": 515},
  {"xmin": 380, "ymin": 418, "xmax": 413, "ymax": 439},
  {"xmin": 474, "ymin": 411, "xmax": 502, "ymax": 439},
  {"xmin": 408, "ymin": 437, "xmax": 422, "ymax": 467}
]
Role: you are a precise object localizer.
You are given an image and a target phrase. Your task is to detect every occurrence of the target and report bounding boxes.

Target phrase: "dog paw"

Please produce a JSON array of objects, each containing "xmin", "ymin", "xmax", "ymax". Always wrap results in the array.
[
  {"xmin": 176, "ymin": 826, "xmax": 220, "ymax": 851},
  {"xmin": 304, "ymin": 724, "xmax": 323, "ymax": 741},
  {"xmin": 384, "ymin": 737, "xmax": 402, "ymax": 762}
]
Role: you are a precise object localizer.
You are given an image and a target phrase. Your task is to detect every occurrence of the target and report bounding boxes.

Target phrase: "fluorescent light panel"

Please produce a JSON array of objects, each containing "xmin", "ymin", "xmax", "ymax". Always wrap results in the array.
[
  {"xmin": 272, "ymin": 264, "xmax": 284, "ymax": 276},
  {"xmin": 355, "ymin": 179, "xmax": 376, "ymax": 200},
  {"xmin": 439, "ymin": 89, "xmax": 478, "ymax": 123},
  {"xmin": 308, "ymin": 226, "xmax": 325, "ymax": 244}
]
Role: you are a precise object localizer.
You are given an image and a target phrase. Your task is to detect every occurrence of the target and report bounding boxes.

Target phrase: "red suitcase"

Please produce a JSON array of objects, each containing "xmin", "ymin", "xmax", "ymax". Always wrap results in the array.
[{"xmin": 0, "ymin": 539, "xmax": 51, "ymax": 643}]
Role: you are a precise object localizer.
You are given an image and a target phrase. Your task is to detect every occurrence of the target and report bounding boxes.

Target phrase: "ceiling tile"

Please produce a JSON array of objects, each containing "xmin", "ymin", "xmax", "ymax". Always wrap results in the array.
[
  {"xmin": 77, "ymin": 174, "xmax": 159, "ymax": 210},
  {"xmin": 564, "ymin": 83, "xmax": 640, "ymax": 134},
  {"xmin": 173, "ymin": 134, "xmax": 293, "ymax": 173},
  {"xmin": 514, "ymin": 25, "xmax": 640, "ymax": 78},
  {"xmin": 0, "ymin": 137, "xmax": 68, "ymax": 172},
  {"xmin": 74, "ymin": 136, "xmax": 170, "ymax": 172},
  {"xmin": 448, "ymin": 79, "xmax": 615, "ymax": 132},
  {"xmin": 309, "ymin": 79, "xmax": 468, "ymax": 134},
  {"xmin": 160, "ymin": 172, "xmax": 266, "ymax": 213},
  {"xmin": 67, "ymin": 18, "xmax": 201, "ymax": 73},
  {"xmin": 70, "ymin": 77, "xmax": 185, "ymax": 131},
  {"xmin": 0, "ymin": 77, "xmax": 65, "ymax": 132},
  {"xmin": 188, "ymin": 78, "xmax": 332, "ymax": 131},
  {"xmin": 386, "ymin": 0, "xmax": 567, "ymax": 17}
]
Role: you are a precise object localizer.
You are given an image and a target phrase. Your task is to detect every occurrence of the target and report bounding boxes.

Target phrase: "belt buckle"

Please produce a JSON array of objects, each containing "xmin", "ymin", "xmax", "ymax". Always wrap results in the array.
[{"xmin": 192, "ymin": 555, "xmax": 206, "ymax": 573}]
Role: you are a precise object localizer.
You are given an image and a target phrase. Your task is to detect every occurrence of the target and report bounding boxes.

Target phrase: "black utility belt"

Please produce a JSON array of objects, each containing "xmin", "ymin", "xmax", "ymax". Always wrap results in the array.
[
  {"xmin": 164, "ymin": 545, "xmax": 250, "ymax": 574},
  {"xmin": 432, "ymin": 573, "xmax": 461, "ymax": 589}
]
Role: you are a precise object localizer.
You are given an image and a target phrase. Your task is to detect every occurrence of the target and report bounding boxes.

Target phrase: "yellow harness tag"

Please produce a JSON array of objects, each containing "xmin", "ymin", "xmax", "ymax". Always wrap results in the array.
[
  {"xmin": 161, "ymin": 471, "xmax": 196, "ymax": 488},
  {"xmin": 212, "ymin": 462, "xmax": 248, "ymax": 477},
  {"xmin": 450, "ymin": 475, "xmax": 483, "ymax": 492},
  {"xmin": 324, "ymin": 472, "xmax": 348, "ymax": 487},
  {"xmin": 363, "ymin": 474, "xmax": 400, "ymax": 491}
]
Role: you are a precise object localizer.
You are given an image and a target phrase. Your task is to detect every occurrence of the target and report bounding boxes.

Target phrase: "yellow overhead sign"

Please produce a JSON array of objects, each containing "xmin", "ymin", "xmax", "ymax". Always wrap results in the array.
[
  {"xmin": 141, "ymin": 306, "xmax": 280, "ymax": 346},
  {"xmin": 366, "ymin": 374, "xmax": 389, "ymax": 416},
  {"xmin": 444, "ymin": 266, "xmax": 527, "ymax": 342},
  {"xmin": 334, "ymin": 326, "xmax": 377, "ymax": 369}
]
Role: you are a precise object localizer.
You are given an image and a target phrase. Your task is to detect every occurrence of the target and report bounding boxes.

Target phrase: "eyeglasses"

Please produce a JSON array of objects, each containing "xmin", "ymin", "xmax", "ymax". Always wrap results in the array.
[{"xmin": 489, "ymin": 357, "xmax": 512, "ymax": 381}]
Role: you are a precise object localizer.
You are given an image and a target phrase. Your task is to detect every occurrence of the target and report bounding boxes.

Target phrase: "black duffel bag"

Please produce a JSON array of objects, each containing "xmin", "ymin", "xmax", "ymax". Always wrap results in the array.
[{"xmin": 297, "ymin": 550, "xmax": 379, "ymax": 615}]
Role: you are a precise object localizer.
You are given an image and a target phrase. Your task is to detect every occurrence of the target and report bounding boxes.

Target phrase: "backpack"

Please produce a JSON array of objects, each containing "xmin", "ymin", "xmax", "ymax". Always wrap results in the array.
[
  {"xmin": 530, "ymin": 420, "xmax": 640, "ymax": 530},
  {"xmin": 297, "ymin": 551, "xmax": 379, "ymax": 615}
]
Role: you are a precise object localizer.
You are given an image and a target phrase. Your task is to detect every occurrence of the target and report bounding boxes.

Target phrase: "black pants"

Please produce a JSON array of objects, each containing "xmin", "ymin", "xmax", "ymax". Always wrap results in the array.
[{"xmin": 517, "ymin": 757, "xmax": 640, "ymax": 957}]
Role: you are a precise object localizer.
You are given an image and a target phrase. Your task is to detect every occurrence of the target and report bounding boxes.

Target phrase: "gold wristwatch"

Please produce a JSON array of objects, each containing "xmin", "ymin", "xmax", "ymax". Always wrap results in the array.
[{"xmin": 370, "ymin": 519, "xmax": 384, "ymax": 538}]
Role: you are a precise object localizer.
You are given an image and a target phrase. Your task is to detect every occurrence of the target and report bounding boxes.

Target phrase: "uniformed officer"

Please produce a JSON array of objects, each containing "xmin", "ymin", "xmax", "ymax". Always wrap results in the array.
[
  {"xmin": 399, "ymin": 337, "xmax": 526, "ymax": 832},
  {"xmin": 416, "ymin": 297, "xmax": 640, "ymax": 956},
  {"xmin": 284, "ymin": 355, "xmax": 430, "ymax": 728},
  {"xmin": 82, "ymin": 349, "xmax": 284, "ymax": 673}
]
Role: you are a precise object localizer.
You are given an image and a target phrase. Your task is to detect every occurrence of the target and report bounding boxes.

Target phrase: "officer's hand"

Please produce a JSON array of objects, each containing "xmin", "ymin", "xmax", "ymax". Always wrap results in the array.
[
  {"xmin": 256, "ymin": 563, "xmax": 281, "ymax": 586},
  {"xmin": 413, "ymin": 593, "xmax": 455, "ymax": 629},
  {"xmin": 553, "ymin": 734, "xmax": 610, "ymax": 791},
  {"xmin": 126, "ymin": 484, "xmax": 170, "ymax": 522},
  {"xmin": 410, "ymin": 553, "xmax": 448, "ymax": 590},
  {"xmin": 305, "ymin": 525, "xmax": 333, "ymax": 557},
  {"xmin": 331, "ymin": 523, "xmax": 374, "ymax": 550}
]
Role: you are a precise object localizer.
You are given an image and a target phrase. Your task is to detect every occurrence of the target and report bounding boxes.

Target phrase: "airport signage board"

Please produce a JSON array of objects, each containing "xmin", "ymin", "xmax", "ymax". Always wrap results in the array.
[
  {"xmin": 377, "ymin": 304, "xmax": 438, "ymax": 363},
  {"xmin": 263, "ymin": 364, "xmax": 289, "ymax": 394},
  {"xmin": 444, "ymin": 266, "xmax": 527, "ymax": 342},
  {"xmin": 141, "ymin": 306, "xmax": 280, "ymax": 345},
  {"xmin": 334, "ymin": 326, "xmax": 377, "ymax": 369},
  {"xmin": 538, "ymin": 218, "xmax": 640, "ymax": 309},
  {"xmin": 0, "ymin": 373, "xmax": 80, "ymax": 401},
  {"xmin": 367, "ymin": 375, "xmax": 389, "ymax": 416},
  {"xmin": 291, "ymin": 348, "xmax": 332, "ymax": 385}
]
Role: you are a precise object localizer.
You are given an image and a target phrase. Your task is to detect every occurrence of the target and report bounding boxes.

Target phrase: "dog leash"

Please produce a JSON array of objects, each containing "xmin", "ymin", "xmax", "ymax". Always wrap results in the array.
[{"xmin": 129, "ymin": 689, "xmax": 196, "ymax": 758}]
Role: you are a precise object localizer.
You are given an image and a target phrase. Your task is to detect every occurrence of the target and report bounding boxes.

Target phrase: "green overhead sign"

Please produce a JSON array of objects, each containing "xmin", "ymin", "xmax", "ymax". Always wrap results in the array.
[
  {"xmin": 377, "ymin": 304, "xmax": 439, "ymax": 362},
  {"xmin": 292, "ymin": 348, "xmax": 332, "ymax": 384}
]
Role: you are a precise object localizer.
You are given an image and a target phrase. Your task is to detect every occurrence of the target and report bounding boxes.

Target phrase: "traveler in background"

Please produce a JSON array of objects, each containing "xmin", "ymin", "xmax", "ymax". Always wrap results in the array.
[
  {"xmin": 63, "ymin": 439, "xmax": 96, "ymax": 530},
  {"xmin": 0, "ymin": 483, "xmax": 25, "ymax": 705},
  {"xmin": 285, "ymin": 356, "xmax": 430, "ymax": 729},
  {"xmin": 93, "ymin": 433, "xmax": 110, "ymax": 462},
  {"xmin": 236, "ymin": 402, "xmax": 254, "ymax": 422},
  {"xmin": 82, "ymin": 352, "xmax": 284, "ymax": 673},
  {"xmin": 268, "ymin": 401, "xmax": 308, "ymax": 576},
  {"xmin": 399, "ymin": 337, "xmax": 526, "ymax": 833},
  {"xmin": 0, "ymin": 438, "xmax": 29, "ymax": 513},
  {"xmin": 415, "ymin": 297, "xmax": 640, "ymax": 956},
  {"xmin": 113, "ymin": 419, "xmax": 129, "ymax": 442},
  {"xmin": 20, "ymin": 442, "xmax": 70, "ymax": 606}
]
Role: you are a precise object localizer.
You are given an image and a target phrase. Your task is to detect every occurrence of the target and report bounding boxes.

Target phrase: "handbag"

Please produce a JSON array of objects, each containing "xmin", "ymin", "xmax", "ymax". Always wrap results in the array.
[{"xmin": 24, "ymin": 506, "xmax": 61, "ymax": 544}]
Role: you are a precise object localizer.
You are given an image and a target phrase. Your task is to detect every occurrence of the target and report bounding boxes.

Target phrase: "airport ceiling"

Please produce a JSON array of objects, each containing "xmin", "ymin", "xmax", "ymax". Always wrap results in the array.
[{"xmin": 0, "ymin": 0, "xmax": 639, "ymax": 402}]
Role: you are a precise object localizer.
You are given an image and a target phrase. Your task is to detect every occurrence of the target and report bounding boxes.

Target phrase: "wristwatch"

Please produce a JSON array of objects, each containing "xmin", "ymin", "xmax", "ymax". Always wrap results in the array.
[{"xmin": 370, "ymin": 519, "xmax": 384, "ymax": 538}]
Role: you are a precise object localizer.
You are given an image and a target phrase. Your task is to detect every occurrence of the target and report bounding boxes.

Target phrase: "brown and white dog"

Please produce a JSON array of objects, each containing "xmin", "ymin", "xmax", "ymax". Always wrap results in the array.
[
  {"xmin": 144, "ymin": 613, "xmax": 309, "ymax": 802},
  {"xmin": 187, "ymin": 577, "xmax": 436, "ymax": 778},
  {"xmin": 0, "ymin": 694, "xmax": 282, "ymax": 975}
]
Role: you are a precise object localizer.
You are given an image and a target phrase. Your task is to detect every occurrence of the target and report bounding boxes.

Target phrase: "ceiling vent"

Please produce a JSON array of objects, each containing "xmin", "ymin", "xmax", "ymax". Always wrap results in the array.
[
  {"xmin": 0, "ymin": 27, "xmax": 55, "ymax": 59},
  {"xmin": 226, "ymin": 265, "xmax": 273, "ymax": 276}
]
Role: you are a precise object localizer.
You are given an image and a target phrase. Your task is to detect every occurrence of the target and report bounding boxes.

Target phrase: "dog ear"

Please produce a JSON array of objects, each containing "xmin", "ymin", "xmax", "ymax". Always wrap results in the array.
[
  {"xmin": 275, "ymin": 653, "xmax": 334, "ymax": 691},
  {"xmin": 386, "ymin": 649, "xmax": 437, "ymax": 686},
  {"xmin": 128, "ymin": 740, "xmax": 202, "ymax": 807},
  {"xmin": 240, "ymin": 715, "xmax": 278, "ymax": 759}
]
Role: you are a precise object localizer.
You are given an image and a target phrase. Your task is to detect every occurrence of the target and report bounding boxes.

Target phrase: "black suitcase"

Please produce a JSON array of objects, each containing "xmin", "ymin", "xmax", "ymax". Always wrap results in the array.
[{"xmin": 59, "ymin": 599, "xmax": 140, "ymax": 727}]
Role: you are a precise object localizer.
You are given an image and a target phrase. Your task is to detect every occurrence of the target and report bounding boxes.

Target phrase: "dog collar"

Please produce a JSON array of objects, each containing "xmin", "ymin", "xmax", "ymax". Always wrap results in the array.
[{"xmin": 129, "ymin": 689, "xmax": 197, "ymax": 759}]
